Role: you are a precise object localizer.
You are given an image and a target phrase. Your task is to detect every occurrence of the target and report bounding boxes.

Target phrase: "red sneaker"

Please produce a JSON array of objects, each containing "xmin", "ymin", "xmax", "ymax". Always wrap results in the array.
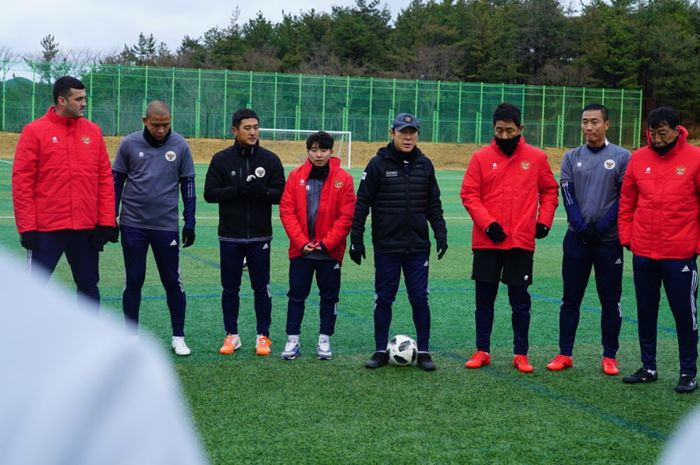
[
  {"xmin": 546, "ymin": 354, "xmax": 574, "ymax": 371},
  {"xmin": 602, "ymin": 357, "xmax": 620, "ymax": 376},
  {"xmin": 513, "ymin": 354, "xmax": 535, "ymax": 373},
  {"xmin": 465, "ymin": 350, "xmax": 491, "ymax": 369}
]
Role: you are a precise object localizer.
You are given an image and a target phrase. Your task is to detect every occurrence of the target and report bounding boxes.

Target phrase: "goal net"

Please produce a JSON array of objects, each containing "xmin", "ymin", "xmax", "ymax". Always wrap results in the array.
[{"xmin": 259, "ymin": 129, "xmax": 353, "ymax": 169}]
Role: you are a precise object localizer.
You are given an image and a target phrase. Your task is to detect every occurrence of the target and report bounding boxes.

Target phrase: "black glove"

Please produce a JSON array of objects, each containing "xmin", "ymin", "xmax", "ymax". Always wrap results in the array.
[
  {"xmin": 20, "ymin": 231, "xmax": 39, "ymax": 250},
  {"xmin": 485, "ymin": 222, "xmax": 506, "ymax": 244},
  {"xmin": 182, "ymin": 227, "xmax": 196, "ymax": 248},
  {"xmin": 579, "ymin": 225, "xmax": 601, "ymax": 245},
  {"xmin": 437, "ymin": 239, "xmax": 448, "ymax": 260},
  {"xmin": 535, "ymin": 222, "xmax": 550, "ymax": 239},
  {"xmin": 246, "ymin": 178, "xmax": 268, "ymax": 198},
  {"xmin": 90, "ymin": 226, "xmax": 119, "ymax": 251},
  {"xmin": 349, "ymin": 243, "xmax": 365, "ymax": 265}
]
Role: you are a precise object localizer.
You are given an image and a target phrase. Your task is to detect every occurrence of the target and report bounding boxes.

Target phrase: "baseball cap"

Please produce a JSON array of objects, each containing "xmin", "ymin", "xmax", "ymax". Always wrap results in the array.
[{"xmin": 392, "ymin": 113, "xmax": 420, "ymax": 131}]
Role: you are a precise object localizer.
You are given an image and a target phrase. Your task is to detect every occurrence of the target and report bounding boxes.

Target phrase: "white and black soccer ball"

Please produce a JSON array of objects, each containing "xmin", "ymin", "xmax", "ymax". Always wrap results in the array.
[{"xmin": 388, "ymin": 335, "xmax": 418, "ymax": 366}]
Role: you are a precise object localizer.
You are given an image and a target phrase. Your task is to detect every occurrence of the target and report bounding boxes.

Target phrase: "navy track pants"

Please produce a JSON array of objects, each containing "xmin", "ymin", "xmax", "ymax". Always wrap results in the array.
[{"xmin": 285, "ymin": 257, "xmax": 341, "ymax": 336}]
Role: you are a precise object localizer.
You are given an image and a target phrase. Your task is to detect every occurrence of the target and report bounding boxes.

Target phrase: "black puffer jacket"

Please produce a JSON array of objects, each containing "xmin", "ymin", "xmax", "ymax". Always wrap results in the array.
[
  {"xmin": 351, "ymin": 143, "xmax": 446, "ymax": 253},
  {"xmin": 203, "ymin": 141, "xmax": 285, "ymax": 239}
]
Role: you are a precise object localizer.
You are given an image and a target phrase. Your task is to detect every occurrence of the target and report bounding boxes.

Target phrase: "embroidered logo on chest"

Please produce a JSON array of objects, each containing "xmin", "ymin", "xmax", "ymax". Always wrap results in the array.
[
  {"xmin": 255, "ymin": 167, "xmax": 266, "ymax": 178},
  {"xmin": 81, "ymin": 136, "xmax": 91, "ymax": 144},
  {"xmin": 676, "ymin": 166, "xmax": 686, "ymax": 176},
  {"xmin": 604, "ymin": 159, "xmax": 615, "ymax": 170},
  {"xmin": 165, "ymin": 151, "xmax": 176, "ymax": 162},
  {"xmin": 520, "ymin": 161, "xmax": 530, "ymax": 170},
  {"xmin": 334, "ymin": 180, "xmax": 343, "ymax": 188}
]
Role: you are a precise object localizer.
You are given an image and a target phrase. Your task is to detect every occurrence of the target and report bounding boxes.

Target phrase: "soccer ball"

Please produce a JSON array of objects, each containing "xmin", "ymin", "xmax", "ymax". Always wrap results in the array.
[{"xmin": 388, "ymin": 335, "xmax": 418, "ymax": 366}]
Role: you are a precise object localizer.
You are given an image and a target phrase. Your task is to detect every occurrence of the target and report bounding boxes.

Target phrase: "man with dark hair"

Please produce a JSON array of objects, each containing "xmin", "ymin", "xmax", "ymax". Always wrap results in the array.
[
  {"xmin": 279, "ymin": 131, "xmax": 356, "ymax": 360},
  {"xmin": 113, "ymin": 101, "xmax": 197, "ymax": 356},
  {"xmin": 204, "ymin": 108, "xmax": 285, "ymax": 356},
  {"xmin": 351, "ymin": 112, "xmax": 447, "ymax": 371},
  {"xmin": 619, "ymin": 106, "xmax": 700, "ymax": 393},
  {"xmin": 461, "ymin": 102, "xmax": 559, "ymax": 373},
  {"xmin": 12, "ymin": 75, "xmax": 117, "ymax": 306},
  {"xmin": 546, "ymin": 103, "xmax": 630, "ymax": 375}
]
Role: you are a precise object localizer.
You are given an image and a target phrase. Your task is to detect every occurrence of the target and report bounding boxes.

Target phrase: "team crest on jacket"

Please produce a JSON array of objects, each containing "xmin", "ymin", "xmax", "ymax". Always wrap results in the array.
[
  {"xmin": 334, "ymin": 180, "xmax": 343, "ymax": 188},
  {"xmin": 676, "ymin": 166, "xmax": 686, "ymax": 175},
  {"xmin": 604, "ymin": 159, "xmax": 615, "ymax": 170},
  {"xmin": 165, "ymin": 151, "xmax": 176, "ymax": 162},
  {"xmin": 255, "ymin": 167, "xmax": 266, "ymax": 178},
  {"xmin": 81, "ymin": 136, "xmax": 91, "ymax": 144},
  {"xmin": 491, "ymin": 163, "xmax": 497, "ymax": 170},
  {"xmin": 520, "ymin": 161, "xmax": 530, "ymax": 170},
  {"xmin": 299, "ymin": 179, "xmax": 305, "ymax": 186}
]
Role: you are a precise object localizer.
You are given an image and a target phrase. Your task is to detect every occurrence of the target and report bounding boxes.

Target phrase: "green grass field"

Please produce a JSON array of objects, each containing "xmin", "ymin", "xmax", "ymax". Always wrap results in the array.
[{"xmin": 1, "ymin": 157, "xmax": 697, "ymax": 465}]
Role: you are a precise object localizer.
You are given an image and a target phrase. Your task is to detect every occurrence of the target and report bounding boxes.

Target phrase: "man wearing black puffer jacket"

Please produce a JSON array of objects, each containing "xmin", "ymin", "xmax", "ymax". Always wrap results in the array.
[
  {"xmin": 204, "ymin": 108, "xmax": 286, "ymax": 357},
  {"xmin": 350, "ymin": 112, "xmax": 448, "ymax": 371}
]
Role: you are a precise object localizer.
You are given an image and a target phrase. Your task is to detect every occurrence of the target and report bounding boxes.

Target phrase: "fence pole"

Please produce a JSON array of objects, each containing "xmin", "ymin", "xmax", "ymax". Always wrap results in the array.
[
  {"xmin": 391, "ymin": 78, "xmax": 396, "ymax": 116},
  {"xmin": 170, "ymin": 67, "xmax": 176, "ymax": 126},
  {"xmin": 540, "ymin": 85, "xmax": 546, "ymax": 147},
  {"xmin": 344, "ymin": 76, "xmax": 350, "ymax": 132},
  {"xmin": 560, "ymin": 86, "xmax": 566, "ymax": 148},
  {"xmin": 457, "ymin": 82, "xmax": 463, "ymax": 143},
  {"xmin": 273, "ymin": 72, "xmax": 278, "ymax": 132},
  {"xmin": 195, "ymin": 68, "xmax": 202, "ymax": 138},
  {"xmin": 322, "ymin": 75, "xmax": 327, "ymax": 130},
  {"xmin": 143, "ymin": 65, "xmax": 149, "ymax": 115},
  {"xmin": 618, "ymin": 88, "xmax": 625, "ymax": 145},
  {"xmin": 433, "ymin": 80, "xmax": 441, "ymax": 142},
  {"xmin": 296, "ymin": 74, "xmax": 302, "ymax": 138},
  {"xmin": 475, "ymin": 112, "xmax": 482, "ymax": 145},
  {"xmin": 31, "ymin": 67, "xmax": 36, "ymax": 121},
  {"xmin": 368, "ymin": 77, "xmax": 374, "ymax": 140},
  {"xmin": 1, "ymin": 75, "xmax": 5, "ymax": 131},
  {"xmin": 414, "ymin": 79, "xmax": 419, "ymax": 116},
  {"xmin": 117, "ymin": 65, "xmax": 122, "ymax": 135},
  {"xmin": 636, "ymin": 89, "xmax": 643, "ymax": 148},
  {"xmin": 222, "ymin": 70, "xmax": 229, "ymax": 138},
  {"xmin": 87, "ymin": 69, "xmax": 93, "ymax": 121},
  {"xmin": 247, "ymin": 70, "xmax": 253, "ymax": 108}
]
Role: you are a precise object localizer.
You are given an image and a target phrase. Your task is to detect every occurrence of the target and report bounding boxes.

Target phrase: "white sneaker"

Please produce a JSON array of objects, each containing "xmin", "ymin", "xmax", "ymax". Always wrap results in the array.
[
  {"xmin": 317, "ymin": 335, "xmax": 332, "ymax": 360},
  {"xmin": 281, "ymin": 337, "xmax": 300, "ymax": 360},
  {"xmin": 172, "ymin": 336, "xmax": 191, "ymax": 356}
]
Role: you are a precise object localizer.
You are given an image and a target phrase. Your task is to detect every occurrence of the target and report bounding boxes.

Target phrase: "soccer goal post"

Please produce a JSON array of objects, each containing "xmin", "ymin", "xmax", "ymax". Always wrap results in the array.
[{"xmin": 259, "ymin": 129, "xmax": 353, "ymax": 169}]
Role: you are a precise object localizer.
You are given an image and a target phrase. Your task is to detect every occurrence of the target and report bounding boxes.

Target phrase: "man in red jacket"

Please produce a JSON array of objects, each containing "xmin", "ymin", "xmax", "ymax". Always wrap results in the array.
[
  {"xmin": 279, "ymin": 131, "xmax": 356, "ymax": 360},
  {"xmin": 461, "ymin": 103, "xmax": 559, "ymax": 373},
  {"xmin": 12, "ymin": 76, "xmax": 117, "ymax": 306},
  {"xmin": 618, "ymin": 107, "xmax": 700, "ymax": 393}
]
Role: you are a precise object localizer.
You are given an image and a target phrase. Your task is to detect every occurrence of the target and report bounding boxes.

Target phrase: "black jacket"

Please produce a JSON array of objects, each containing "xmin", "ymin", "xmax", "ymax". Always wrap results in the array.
[
  {"xmin": 203, "ymin": 141, "xmax": 285, "ymax": 239},
  {"xmin": 351, "ymin": 143, "xmax": 446, "ymax": 253}
]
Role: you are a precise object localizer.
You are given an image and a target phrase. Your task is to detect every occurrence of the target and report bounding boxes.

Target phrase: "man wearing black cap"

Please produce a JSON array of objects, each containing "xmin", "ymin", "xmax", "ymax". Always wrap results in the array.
[
  {"xmin": 350, "ymin": 112, "xmax": 448, "ymax": 371},
  {"xmin": 204, "ymin": 108, "xmax": 286, "ymax": 357}
]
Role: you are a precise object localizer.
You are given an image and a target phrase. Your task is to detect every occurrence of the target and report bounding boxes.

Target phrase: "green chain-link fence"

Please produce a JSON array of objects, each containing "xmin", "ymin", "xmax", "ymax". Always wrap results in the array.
[{"xmin": 0, "ymin": 62, "xmax": 643, "ymax": 148}]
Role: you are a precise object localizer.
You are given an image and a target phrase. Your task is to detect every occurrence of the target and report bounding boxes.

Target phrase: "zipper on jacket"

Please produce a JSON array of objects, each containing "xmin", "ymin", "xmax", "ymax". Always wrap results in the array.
[{"xmin": 246, "ymin": 156, "xmax": 251, "ymax": 238}]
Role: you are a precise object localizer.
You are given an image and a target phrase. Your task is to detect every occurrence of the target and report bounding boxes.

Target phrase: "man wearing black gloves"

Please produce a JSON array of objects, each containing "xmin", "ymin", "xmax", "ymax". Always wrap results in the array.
[
  {"xmin": 204, "ymin": 108, "xmax": 286, "ymax": 357},
  {"xmin": 461, "ymin": 103, "xmax": 559, "ymax": 373},
  {"xmin": 350, "ymin": 112, "xmax": 447, "ymax": 371},
  {"xmin": 113, "ymin": 101, "xmax": 197, "ymax": 356},
  {"xmin": 546, "ymin": 103, "xmax": 630, "ymax": 375},
  {"xmin": 12, "ymin": 76, "xmax": 117, "ymax": 307}
]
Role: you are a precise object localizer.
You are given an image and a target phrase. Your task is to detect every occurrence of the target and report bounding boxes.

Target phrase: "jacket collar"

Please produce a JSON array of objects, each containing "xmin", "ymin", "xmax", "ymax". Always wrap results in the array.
[
  {"xmin": 45, "ymin": 105, "xmax": 81, "ymax": 126},
  {"xmin": 300, "ymin": 156, "xmax": 340, "ymax": 177}
]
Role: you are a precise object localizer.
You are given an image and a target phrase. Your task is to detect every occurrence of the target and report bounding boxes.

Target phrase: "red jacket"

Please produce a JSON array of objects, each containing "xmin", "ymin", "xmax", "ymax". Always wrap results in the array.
[
  {"xmin": 12, "ymin": 107, "xmax": 115, "ymax": 233},
  {"xmin": 461, "ymin": 136, "xmax": 559, "ymax": 251},
  {"xmin": 280, "ymin": 157, "xmax": 356, "ymax": 262},
  {"xmin": 618, "ymin": 126, "xmax": 700, "ymax": 259}
]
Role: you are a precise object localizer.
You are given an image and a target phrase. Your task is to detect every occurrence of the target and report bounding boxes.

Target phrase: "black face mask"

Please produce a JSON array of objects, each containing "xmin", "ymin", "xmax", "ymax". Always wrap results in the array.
[
  {"xmin": 652, "ymin": 137, "xmax": 678, "ymax": 156},
  {"xmin": 495, "ymin": 134, "xmax": 521, "ymax": 156}
]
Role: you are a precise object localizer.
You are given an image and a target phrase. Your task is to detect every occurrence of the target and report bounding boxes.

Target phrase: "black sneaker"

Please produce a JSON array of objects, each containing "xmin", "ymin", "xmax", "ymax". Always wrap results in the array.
[
  {"xmin": 622, "ymin": 367, "xmax": 658, "ymax": 384},
  {"xmin": 675, "ymin": 375, "xmax": 697, "ymax": 393},
  {"xmin": 364, "ymin": 351, "xmax": 389, "ymax": 369},
  {"xmin": 417, "ymin": 352, "xmax": 437, "ymax": 371}
]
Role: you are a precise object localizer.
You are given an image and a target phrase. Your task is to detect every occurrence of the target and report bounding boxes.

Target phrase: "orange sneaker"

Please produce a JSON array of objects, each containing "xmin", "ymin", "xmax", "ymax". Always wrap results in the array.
[
  {"xmin": 602, "ymin": 357, "xmax": 620, "ymax": 376},
  {"xmin": 256, "ymin": 335, "xmax": 272, "ymax": 356},
  {"xmin": 219, "ymin": 334, "xmax": 241, "ymax": 355},
  {"xmin": 465, "ymin": 350, "xmax": 491, "ymax": 369},
  {"xmin": 546, "ymin": 354, "xmax": 573, "ymax": 371},
  {"xmin": 513, "ymin": 354, "xmax": 535, "ymax": 373}
]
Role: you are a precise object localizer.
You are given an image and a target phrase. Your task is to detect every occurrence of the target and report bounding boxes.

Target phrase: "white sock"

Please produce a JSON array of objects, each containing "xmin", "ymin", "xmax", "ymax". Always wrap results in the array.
[
  {"xmin": 287, "ymin": 335, "xmax": 300, "ymax": 344},
  {"xmin": 318, "ymin": 334, "xmax": 329, "ymax": 344}
]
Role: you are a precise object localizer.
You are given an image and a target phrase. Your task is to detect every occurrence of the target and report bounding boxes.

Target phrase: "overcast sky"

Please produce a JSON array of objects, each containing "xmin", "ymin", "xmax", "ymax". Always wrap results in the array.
[{"xmin": 1, "ymin": 0, "xmax": 413, "ymax": 56}]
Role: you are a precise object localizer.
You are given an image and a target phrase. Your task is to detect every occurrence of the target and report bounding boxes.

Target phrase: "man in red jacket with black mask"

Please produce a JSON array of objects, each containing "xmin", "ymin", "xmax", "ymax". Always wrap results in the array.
[
  {"xmin": 279, "ymin": 131, "xmax": 356, "ymax": 360},
  {"xmin": 619, "ymin": 106, "xmax": 700, "ymax": 393},
  {"xmin": 12, "ymin": 76, "xmax": 117, "ymax": 307},
  {"xmin": 461, "ymin": 103, "xmax": 559, "ymax": 373}
]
